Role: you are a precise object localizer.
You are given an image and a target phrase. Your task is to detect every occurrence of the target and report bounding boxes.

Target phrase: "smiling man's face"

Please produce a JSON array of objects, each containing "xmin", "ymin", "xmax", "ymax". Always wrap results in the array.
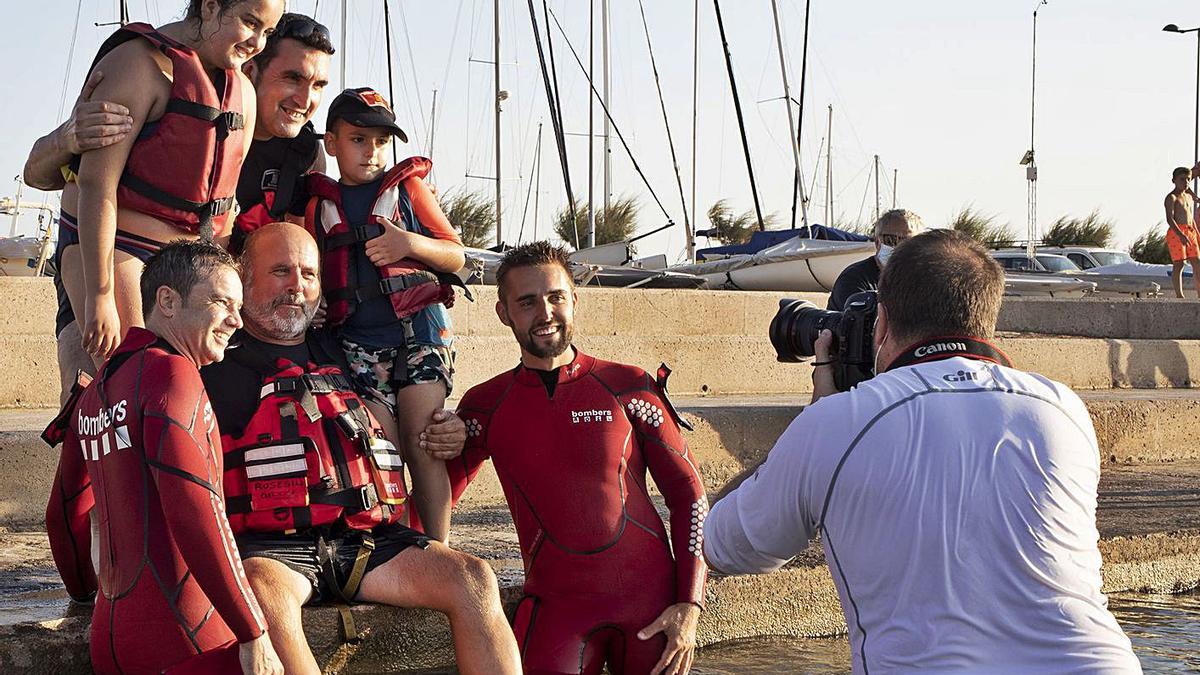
[{"xmin": 240, "ymin": 225, "xmax": 321, "ymax": 344}]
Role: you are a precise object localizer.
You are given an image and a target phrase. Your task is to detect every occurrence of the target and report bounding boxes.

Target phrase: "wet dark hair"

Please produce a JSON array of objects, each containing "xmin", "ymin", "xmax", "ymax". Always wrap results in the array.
[
  {"xmin": 141, "ymin": 240, "xmax": 240, "ymax": 320},
  {"xmin": 1174, "ymin": 166, "xmax": 1190, "ymax": 181},
  {"xmin": 878, "ymin": 230, "xmax": 1004, "ymax": 342},
  {"xmin": 185, "ymin": 0, "xmax": 246, "ymax": 20},
  {"xmin": 251, "ymin": 12, "xmax": 336, "ymax": 73},
  {"xmin": 496, "ymin": 241, "xmax": 575, "ymax": 301}
]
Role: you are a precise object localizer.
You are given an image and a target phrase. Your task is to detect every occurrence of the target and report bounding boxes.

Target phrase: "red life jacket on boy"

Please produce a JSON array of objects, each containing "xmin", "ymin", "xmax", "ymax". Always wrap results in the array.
[
  {"xmin": 76, "ymin": 23, "xmax": 246, "ymax": 239},
  {"xmin": 304, "ymin": 157, "xmax": 458, "ymax": 327},
  {"xmin": 219, "ymin": 339, "xmax": 409, "ymax": 534}
]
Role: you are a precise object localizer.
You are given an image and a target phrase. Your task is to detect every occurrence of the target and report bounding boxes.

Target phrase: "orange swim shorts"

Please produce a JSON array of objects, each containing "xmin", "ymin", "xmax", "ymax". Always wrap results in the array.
[{"xmin": 1168, "ymin": 226, "xmax": 1199, "ymax": 262}]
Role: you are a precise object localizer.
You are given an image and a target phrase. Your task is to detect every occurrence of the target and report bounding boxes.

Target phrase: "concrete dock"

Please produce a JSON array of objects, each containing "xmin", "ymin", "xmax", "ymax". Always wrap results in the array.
[{"xmin": 1, "ymin": 278, "xmax": 1199, "ymax": 672}]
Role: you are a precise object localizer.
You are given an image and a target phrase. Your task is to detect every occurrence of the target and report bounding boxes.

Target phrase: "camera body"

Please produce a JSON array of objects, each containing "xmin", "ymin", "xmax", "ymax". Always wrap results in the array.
[{"xmin": 769, "ymin": 290, "xmax": 878, "ymax": 392}]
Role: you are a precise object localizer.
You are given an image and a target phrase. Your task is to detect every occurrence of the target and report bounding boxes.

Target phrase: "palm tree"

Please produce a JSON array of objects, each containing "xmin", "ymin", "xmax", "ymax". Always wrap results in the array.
[
  {"xmin": 949, "ymin": 206, "xmax": 1017, "ymax": 248},
  {"xmin": 704, "ymin": 199, "xmax": 779, "ymax": 245},
  {"xmin": 440, "ymin": 190, "xmax": 495, "ymax": 248},
  {"xmin": 1129, "ymin": 225, "xmax": 1171, "ymax": 264},
  {"xmin": 1042, "ymin": 211, "xmax": 1115, "ymax": 248},
  {"xmin": 553, "ymin": 196, "xmax": 639, "ymax": 249}
]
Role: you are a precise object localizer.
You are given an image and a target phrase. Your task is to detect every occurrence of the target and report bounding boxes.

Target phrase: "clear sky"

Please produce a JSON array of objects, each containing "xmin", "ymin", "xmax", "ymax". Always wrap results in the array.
[{"xmin": 1, "ymin": 0, "xmax": 1197, "ymax": 262}]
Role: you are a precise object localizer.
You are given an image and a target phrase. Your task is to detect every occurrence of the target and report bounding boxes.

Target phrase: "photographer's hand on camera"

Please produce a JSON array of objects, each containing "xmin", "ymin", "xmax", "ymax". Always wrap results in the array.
[{"xmin": 810, "ymin": 329, "xmax": 838, "ymax": 404}]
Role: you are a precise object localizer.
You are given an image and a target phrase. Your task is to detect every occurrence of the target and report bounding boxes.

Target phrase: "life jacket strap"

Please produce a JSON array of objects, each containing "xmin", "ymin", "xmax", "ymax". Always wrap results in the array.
[
  {"xmin": 322, "ymin": 223, "xmax": 386, "ymax": 251},
  {"xmin": 226, "ymin": 483, "xmax": 380, "ymax": 514},
  {"xmin": 259, "ymin": 373, "xmax": 354, "ymax": 400},
  {"xmin": 164, "ymin": 99, "xmax": 245, "ymax": 140},
  {"xmin": 325, "ymin": 270, "xmax": 441, "ymax": 304},
  {"xmin": 118, "ymin": 172, "xmax": 234, "ymax": 240}
]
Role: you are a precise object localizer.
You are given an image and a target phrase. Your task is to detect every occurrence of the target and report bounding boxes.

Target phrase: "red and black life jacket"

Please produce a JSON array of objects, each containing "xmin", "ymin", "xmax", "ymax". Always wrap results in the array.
[
  {"xmin": 304, "ymin": 157, "xmax": 458, "ymax": 326},
  {"xmin": 231, "ymin": 123, "xmax": 322, "ymax": 249},
  {"xmin": 219, "ymin": 339, "xmax": 409, "ymax": 534},
  {"xmin": 75, "ymin": 23, "xmax": 246, "ymax": 239}
]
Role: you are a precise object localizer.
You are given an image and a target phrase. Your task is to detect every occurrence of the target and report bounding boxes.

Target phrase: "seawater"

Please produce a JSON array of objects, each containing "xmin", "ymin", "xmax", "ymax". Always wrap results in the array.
[{"xmin": 692, "ymin": 592, "xmax": 1200, "ymax": 674}]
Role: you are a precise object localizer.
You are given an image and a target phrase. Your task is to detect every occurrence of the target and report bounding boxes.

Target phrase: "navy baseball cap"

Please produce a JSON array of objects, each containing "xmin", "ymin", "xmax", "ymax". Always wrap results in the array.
[{"xmin": 326, "ymin": 87, "xmax": 408, "ymax": 143}]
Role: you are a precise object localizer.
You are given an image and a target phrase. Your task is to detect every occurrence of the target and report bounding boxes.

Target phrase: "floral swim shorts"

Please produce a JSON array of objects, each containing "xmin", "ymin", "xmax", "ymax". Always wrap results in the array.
[{"xmin": 342, "ymin": 333, "xmax": 454, "ymax": 407}]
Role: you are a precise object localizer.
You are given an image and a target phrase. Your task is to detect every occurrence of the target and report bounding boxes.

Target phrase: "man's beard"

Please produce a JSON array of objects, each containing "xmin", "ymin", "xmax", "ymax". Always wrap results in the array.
[
  {"xmin": 244, "ymin": 292, "xmax": 317, "ymax": 341},
  {"xmin": 517, "ymin": 322, "xmax": 573, "ymax": 360}
]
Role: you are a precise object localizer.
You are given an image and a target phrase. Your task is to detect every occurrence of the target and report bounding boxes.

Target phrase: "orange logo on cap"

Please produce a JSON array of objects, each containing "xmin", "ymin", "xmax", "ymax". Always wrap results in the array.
[{"xmin": 357, "ymin": 90, "xmax": 392, "ymax": 112}]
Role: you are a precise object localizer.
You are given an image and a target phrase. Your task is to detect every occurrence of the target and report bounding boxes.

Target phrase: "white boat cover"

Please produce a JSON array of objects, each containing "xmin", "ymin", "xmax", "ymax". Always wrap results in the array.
[{"xmin": 670, "ymin": 237, "xmax": 873, "ymax": 276}]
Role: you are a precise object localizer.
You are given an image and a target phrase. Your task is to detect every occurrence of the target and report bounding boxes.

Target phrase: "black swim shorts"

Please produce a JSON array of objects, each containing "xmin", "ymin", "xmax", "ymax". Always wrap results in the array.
[{"xmin": 236, "ymin": 522, "xmax": 432, "ymax": 604}]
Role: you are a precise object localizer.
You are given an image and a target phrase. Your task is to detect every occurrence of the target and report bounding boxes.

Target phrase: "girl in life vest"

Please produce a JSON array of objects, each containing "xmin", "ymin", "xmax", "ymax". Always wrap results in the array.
[
  {"xmin": 304, "ymin": 88, "xmax": 465, "ymax": 542},
  {"xmin": 60, "ymin": 0, "xmax": 283, "ymax": 366}
]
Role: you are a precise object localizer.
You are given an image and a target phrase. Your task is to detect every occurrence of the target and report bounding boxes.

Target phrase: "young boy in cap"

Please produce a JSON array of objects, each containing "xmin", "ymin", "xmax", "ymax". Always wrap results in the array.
[{"xmin": 304, "ymin": 87, "xmax": 464, "ymax": 542}]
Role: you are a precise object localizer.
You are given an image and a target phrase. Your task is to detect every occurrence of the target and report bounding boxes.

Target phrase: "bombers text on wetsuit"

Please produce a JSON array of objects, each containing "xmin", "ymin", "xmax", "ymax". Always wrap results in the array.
[
  {"xmin": 704, "ymin": 353, "xmax": 1141, "ymax": 674},
  {"xmin": 46, "ymin": 327, "xmax": 266, "ymax": 674},
  {"xmin": 449, "ymin": 348, "xmax": 707, "ymax": 674}
]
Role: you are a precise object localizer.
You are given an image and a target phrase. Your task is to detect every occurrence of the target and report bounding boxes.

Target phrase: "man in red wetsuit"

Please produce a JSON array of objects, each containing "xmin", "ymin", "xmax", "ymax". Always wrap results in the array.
[
  {"xmin": 45, "ymin": 241, "xmax": 283, "ymax": 675},
  {"xmin": 448, "ymin": 241, "xmax": 708, "ymax": 675}
]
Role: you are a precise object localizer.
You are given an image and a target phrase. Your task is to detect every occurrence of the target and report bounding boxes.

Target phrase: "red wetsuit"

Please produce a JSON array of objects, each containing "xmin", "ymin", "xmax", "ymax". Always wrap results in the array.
[
  {"xmin": 449, "ymin": 349, "xmax": 707, "ymax": 675},
  {"xmin": 46, "ymin": 328, "xmax": 267, "ymax": 674}
]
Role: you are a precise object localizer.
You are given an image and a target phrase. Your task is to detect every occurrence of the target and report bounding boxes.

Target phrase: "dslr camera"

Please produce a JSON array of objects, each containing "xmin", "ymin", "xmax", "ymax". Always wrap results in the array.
[{"xmin": 769, "ymin": 290, "xmax": 878, "ymax": 392}]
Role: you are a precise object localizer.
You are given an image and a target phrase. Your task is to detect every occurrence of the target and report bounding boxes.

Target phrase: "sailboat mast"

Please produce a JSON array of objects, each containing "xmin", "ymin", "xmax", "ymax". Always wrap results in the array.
[
  {"xmin": 874, "ymin": 155, "xmax": 881, "ymax": 223},
  {"xmin": 382, "ymin": 0, "xmax": 398, "ymax": 164},
  {"xmin": 769, "ymin": 0, "xmax": 808, "ymax": 231},
  {"xmin": 892, "ymin": 168, "xmax": 897, "ymax": 208},
  {"xmin": 526, "ymin": 0, "xmax": 577, "ymax": 242},
  {"xmin": 428, "ymin": 90, "xmax": 438, "ymax": 160},
  {"xmin": 602, "ymin": 0, "xmax": 611, "ymax": 218},
  {"xmin": 534, "ymin": 122, "xmax": 543, "ymax": 239},
  {"xmin": 712, "ymin": 0, "xmax": 765, "ymax": 231},
  {"xmin": 791, "ymin": 0, "xmax": 813, "ymax": 234},
  {"xmin": 689, "ymin": 0, "xmax": 699, "ymax": 260},
  {"xmin": 340, "ymin": 0, "xmax": 347, "ymax": 93},
  {"xmin": 494, "ymin": 0, "xmax": 502, "ymax": 246},
  {"xmin": 588, "ymin": 0, "xmax": 596, "ymax": 249},
  {"xmin": 825, "ymin": 105, "xmax": 832, "ymax": 226}
]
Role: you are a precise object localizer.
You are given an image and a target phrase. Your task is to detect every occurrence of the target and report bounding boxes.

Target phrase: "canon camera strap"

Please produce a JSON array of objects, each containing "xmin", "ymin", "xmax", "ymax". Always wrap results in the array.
[{"xmin": 883, "ymin": 336, "xmax": 1012, "ymax": 373}]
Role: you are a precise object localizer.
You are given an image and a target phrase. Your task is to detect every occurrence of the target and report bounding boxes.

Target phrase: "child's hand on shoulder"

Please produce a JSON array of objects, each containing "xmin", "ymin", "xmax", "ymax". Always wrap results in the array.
[{"xmin": 366, "ymin": 216, "xmax": 415, "ymax": 265}]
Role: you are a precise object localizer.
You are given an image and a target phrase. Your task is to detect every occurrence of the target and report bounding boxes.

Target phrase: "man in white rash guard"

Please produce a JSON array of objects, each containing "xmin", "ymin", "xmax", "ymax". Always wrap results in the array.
[{"xmin": 704, "ymin": 230, "xmax": 1141, "ymax": 674}]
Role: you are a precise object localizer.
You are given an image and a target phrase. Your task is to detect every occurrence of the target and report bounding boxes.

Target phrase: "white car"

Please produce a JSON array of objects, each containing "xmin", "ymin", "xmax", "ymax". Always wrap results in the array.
[{"xmin": 1035, "ymin": 246, "xmax": 1134, "ymax": 271}]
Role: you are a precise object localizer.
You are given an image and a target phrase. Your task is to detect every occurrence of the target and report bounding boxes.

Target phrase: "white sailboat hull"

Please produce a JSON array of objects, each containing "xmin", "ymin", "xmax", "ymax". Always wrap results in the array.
[{"xmin": 672, "ymin": 238, "xmax": 874, "ymax": 292}]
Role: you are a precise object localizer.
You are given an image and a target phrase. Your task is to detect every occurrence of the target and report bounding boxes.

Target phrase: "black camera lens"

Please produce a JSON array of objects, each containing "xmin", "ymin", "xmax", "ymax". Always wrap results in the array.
[{"xmin": 769, "ymin": 299, "xmax": 842, "ymax": 362}]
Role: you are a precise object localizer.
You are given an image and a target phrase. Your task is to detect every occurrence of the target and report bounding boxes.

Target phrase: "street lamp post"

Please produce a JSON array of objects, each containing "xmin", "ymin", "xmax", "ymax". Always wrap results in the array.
[{"xmin": 1164, "ymin": 23, "xmax": 1200, "ymax": 194}]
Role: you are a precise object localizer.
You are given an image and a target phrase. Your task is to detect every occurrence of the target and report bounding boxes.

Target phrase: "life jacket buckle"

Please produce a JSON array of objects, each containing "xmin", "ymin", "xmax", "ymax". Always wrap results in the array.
[
  {"xmin": 214, "ymin": 111, "xmax": 245, "ymax": 141},
  {"xmin": 302, "ymin": 374, "xmax": 334, "ymax": 395},
  {"xmin": 355, "ymin": 484, "xmax": 379, "ymax": 511}
]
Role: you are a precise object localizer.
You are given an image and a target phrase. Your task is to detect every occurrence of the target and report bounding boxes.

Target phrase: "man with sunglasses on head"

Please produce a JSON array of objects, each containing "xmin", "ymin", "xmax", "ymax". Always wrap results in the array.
[
  {"xmin": 24, "ymin": 11, "xmax": 336, "ymax": 404},
  {"xmin": 826, "ymin": 209, "xmax": 924, "ymax": 311}
]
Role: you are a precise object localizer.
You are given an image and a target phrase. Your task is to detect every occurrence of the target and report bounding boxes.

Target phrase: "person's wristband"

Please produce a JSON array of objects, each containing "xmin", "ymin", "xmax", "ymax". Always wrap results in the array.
[{"xmin": 811, "ymin": 360, "xmax": 836, "ymax": 367}]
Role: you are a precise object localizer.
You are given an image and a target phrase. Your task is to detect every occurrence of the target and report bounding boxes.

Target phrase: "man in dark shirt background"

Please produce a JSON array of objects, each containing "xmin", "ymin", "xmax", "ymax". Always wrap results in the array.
[{"xmin": 827, "ymin": 209, "xmax": 924, "ymax": 311}]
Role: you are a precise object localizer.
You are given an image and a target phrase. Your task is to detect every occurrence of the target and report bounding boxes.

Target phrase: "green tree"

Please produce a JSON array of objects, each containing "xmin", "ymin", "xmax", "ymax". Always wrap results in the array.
[
  {"xmin": 1041, "ymin": 211, "xmax": 1115, "ymax": 248},
  {"xmin": 705, "ymin": 199, "xmax": 779, "ymax": 245},
  {"xmin": 1129, "ymin": 225, "xmax": 1171, "ymax": 264},
  {"xmin": 439, "ymin": 190, "xmax": 495, "ymax": 248},
  {"xmin": 553, "ymin": 196, "xmax": 639, "ymax": 248},
  {"xmin": 950, "ymin": 206, "xmax": 1017, "ymax": 248}
]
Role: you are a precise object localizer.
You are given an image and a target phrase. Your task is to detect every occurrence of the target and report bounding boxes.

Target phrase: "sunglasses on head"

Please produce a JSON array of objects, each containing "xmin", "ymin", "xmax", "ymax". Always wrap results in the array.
[{"xmin": 271, "ymin": 16, "xmax": 331, "ymax": 43}]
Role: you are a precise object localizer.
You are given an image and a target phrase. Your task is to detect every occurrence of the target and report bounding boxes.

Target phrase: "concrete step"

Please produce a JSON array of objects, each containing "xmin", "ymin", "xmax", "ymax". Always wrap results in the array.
[
  {"xmin": 8, "ymin": 391, "xmax": 1200, "ymax": 530},
  {"xmin": 3, "ymin": 461, "xmax": 1200, "ymax": 673}
]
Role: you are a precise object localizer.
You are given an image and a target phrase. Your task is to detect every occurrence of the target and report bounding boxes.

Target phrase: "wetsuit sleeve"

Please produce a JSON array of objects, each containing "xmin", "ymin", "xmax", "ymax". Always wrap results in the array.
[
  {"xmin": 703, "ymin": 407, "xmax": 825, "ymax": 575},
  {"xmin": 625, "ymin": 380, "xmax": 709, "ymax": 607},
  {"xmin": 448, "ymin": 392, "xmax": 492, "ymax": 506},
  {"xmin": 46, "ymin": 430, "xmax": 97, "ymax": 602},
  {"xmin": 406, "ymin": 176, "xmax": 463, "ymax": 244},
  {"xmin": 142, "ymin": 361, "xmax": 267, "ymax": 643}
]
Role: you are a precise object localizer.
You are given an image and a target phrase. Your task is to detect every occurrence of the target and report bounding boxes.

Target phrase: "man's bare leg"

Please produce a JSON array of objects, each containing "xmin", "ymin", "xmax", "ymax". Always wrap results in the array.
[
  {"xmin": 1172, "ymin": 260, "xmax": 1187, "ymax": 298},
  {"xmin": 243, "ymin": 557, "xmax": 320, "ymax": 675},
  {"xmin": 356, "ymin": 542, "xmax": 521, "ymax": 675}
]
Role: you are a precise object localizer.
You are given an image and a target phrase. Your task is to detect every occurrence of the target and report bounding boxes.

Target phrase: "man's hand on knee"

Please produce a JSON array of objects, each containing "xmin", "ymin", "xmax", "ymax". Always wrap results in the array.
[{"xmin": 421, "ymin": 409, "xmax": 466, "ymax": 460}]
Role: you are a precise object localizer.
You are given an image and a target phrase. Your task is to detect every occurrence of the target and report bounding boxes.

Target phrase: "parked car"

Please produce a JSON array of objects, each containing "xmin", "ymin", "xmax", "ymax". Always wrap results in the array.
[
  {"xmin": 990, "ymin": 251, "xmax": 1081, "ymax": 273},
  {"xmin": 1036, "ymin": 246, "xmax": 1134, "ymax": 270}
]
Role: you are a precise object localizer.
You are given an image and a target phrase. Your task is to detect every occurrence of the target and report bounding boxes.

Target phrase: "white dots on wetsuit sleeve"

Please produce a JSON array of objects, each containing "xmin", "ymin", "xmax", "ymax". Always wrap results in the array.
[
  {"xmin": 626, "ymin": 398, "xmax": 665, "ymax": 429},
  {"xmin": 687, "ymin": 497, "xmax": 709, "ymax": 557},
  {"xmin": 465, "ymin": 418, "xmax": 483, "ymax": 438}
]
